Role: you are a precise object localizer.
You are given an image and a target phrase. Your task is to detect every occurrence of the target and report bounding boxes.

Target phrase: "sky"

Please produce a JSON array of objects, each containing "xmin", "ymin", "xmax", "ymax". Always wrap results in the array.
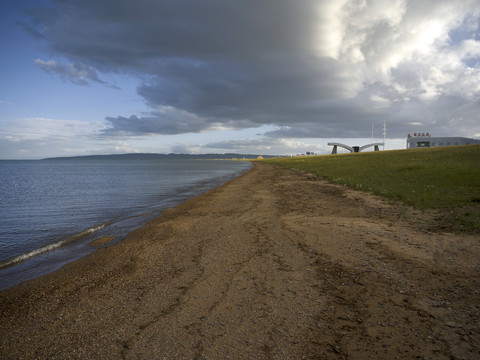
[{"xmin": 1, "ymin": 0, "xmax": 479, "ymax": 159}]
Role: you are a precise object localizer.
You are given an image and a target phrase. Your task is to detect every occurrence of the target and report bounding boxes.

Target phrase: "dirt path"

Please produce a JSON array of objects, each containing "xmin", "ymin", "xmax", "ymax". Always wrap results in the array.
[{"xmin": 1, "ymin": 162, "xmax": 479, "ymax": 359}]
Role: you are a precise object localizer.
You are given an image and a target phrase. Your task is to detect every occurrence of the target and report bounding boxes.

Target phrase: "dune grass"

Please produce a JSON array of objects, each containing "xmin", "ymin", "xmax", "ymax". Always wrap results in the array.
[{"xmin": 262, "ymin": 145, "xmax": 480, "ymax": 232}]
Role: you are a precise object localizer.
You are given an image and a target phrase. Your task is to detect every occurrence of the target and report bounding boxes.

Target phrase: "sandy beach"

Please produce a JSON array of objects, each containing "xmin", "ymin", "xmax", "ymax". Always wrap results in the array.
[{"xmin": 1, "ymin": 162, "xmax": 479, "ymax": 359}]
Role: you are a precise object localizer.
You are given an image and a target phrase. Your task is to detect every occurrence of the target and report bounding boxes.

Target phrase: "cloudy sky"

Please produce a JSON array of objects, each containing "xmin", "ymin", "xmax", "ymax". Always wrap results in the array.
[{"xmin": 1, "ymin": 0, "xmax": 479, "ymax": 159}]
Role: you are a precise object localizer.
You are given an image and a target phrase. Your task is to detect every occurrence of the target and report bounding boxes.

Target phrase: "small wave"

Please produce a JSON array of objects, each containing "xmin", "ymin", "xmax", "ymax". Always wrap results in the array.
[{"xmin": 0, "ymin": 223, "xmax": 109, "ymax": 270}]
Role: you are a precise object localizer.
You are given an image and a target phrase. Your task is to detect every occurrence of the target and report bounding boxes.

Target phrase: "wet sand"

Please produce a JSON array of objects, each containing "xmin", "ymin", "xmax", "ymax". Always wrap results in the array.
[{"xmin": 1, "ymin": 162, "xmax": 479, "ymax": 359}]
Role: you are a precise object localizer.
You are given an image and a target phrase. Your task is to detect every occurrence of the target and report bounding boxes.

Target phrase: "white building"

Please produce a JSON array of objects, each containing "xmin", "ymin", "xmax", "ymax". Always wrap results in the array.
[{"xmin": 407, "ymin": 133, "xmax": 480, "ymax": 149}]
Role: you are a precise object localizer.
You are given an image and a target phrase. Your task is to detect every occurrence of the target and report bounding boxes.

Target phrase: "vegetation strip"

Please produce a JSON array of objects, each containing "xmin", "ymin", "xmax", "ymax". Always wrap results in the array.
[{"xmin": 262, "ymin": 145, "xmax": 480, "ymax": 232}]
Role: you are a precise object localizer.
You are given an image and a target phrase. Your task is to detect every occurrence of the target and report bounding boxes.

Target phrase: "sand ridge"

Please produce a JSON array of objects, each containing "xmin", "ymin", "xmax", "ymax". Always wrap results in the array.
[{"xmin": 1, "ymin": 162, "xmax": 479, "ymax": 359}]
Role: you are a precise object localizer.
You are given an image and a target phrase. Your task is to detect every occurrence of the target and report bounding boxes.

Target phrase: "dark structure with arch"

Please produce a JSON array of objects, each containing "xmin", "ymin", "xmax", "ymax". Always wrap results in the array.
[{"xmin": 328, "ymin": 142, "xmax": 384, "ymax": 154}]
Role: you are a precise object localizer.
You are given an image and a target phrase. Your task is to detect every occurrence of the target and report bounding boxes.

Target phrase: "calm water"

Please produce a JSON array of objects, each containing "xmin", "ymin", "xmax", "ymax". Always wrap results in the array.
[{"xmin": 0, "ymin": 158, "xmax": 251, "ymax": 289}]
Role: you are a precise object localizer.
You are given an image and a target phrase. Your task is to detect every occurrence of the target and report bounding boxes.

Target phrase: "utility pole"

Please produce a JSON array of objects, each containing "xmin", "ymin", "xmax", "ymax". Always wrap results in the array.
[
  {"xmin": 371, "ymin": 123, "xmax": 373, "ymax": 144},
  {"xmin": 382, "ymin": 121, "xmax": 386, "ymax": 150}
]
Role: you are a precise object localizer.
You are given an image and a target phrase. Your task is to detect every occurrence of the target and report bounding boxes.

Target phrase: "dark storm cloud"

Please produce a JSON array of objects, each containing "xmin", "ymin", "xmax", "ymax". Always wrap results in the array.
[
  {"xmin": 135, "ymin": 56, "xmax": 357, "ymax": 123},
  {"xmin": 26, "ymin": 0, "xmax": 480, "ymax": 138},
  {"xmin": 28, "ymin": 0, "xmax": 316, "ymax": 68},
  {"xmin": 103, "ymin": 109, "xmax": 210, "ymax": 136}
]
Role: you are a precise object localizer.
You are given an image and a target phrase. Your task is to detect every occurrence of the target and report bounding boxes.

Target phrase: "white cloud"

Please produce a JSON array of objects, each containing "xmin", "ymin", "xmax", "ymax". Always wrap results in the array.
[
  {"xmin": 314, "ymin": 0, "xmax": 349, "ymax": 59},
  {"xmin": 204, "ymin": 137, "xmax": 332, "ymax": 155},
  {"xmin": 0, "ymin": 117, "xmax": 105, "ymax": 158},
  {"xmin": 1, "ymin": 117, "xmax": 101, "ymax": 141},
  {"xmin": 170, "ymin": 144, "xmax": 203, "ymax": 154},
  {"xmin": 34, "ymin": 59, "xmax": 109, "ymax": 86},
  {"xmin": 371, "ymin": 95, "xmax": 391, "ymax": 108}
]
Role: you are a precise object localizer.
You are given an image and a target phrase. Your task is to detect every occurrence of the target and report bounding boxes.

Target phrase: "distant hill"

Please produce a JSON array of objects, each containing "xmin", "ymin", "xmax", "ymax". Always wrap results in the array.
[{"xmin": 42, "ymin": 153, "xmax": 281, "ymax": 161}]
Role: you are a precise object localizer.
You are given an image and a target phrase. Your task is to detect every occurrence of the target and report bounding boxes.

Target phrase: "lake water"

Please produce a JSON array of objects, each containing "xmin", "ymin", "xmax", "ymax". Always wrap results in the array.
[{"xmin": 0, "ymin": 158, "xmax": 252, "ymax": 289}]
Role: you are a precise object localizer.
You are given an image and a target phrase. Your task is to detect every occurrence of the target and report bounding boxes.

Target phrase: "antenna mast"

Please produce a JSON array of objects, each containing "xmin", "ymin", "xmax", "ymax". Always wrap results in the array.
[{"xmin": 382, "ymin": 121, "xmax": 386, "ymax": 150}]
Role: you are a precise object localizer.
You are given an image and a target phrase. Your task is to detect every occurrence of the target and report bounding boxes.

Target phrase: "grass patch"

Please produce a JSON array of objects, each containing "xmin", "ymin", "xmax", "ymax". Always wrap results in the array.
[{"xmin": 262, "ymin": 145, "xmax": 480, "ymax": 232}]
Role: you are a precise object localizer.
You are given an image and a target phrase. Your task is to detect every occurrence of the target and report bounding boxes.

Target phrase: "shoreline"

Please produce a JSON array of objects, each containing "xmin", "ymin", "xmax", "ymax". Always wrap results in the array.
[
  {"xmin": 1, "ymin": 162, "xmax": 479, "ymax": 359},
  {"xmin": 0, "ymin": 160, "xmax": 252, "ymax": 290}
]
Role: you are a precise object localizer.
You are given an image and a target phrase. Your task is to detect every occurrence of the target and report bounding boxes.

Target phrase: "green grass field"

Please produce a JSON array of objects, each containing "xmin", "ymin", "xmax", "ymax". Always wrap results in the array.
[{"xmin": 262, "ymin": 145, "xmax": 480, "ymax": 232}]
